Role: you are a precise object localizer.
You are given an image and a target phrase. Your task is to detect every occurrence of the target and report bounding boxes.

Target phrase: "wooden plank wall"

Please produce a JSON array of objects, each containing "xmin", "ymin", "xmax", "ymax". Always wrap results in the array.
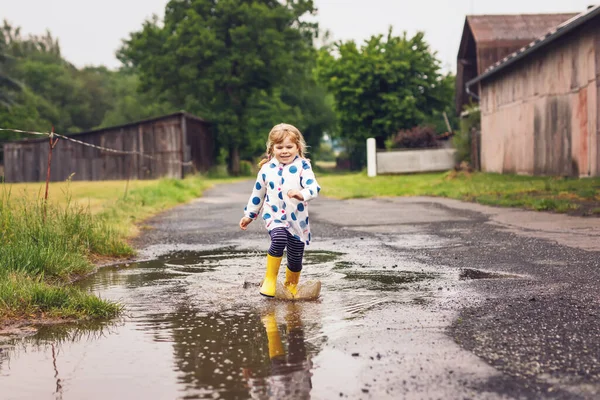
[
  {"xmin": 480, "ymin": 22, "xmax": 599, "ymax": 177},
  {"xmin": 3, "ymin": 114, "xmax": 186, "ymax": 182}
]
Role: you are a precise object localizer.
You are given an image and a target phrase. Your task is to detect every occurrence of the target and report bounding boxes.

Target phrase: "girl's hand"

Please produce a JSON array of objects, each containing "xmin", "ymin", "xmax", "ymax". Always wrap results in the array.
[
  {"xmin": 239, "ymin": 217, "xmax": 253, "ymax": 230},
  {"xmin": 287, "ymin": 190, "xmax": 304, "ymax": 201}
]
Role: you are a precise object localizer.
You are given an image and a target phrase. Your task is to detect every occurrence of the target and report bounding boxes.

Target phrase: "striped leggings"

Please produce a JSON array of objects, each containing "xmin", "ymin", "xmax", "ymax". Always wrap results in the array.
[{"xmin": 268, "ymin": 228, "xmax": 305, "ymax": 272}]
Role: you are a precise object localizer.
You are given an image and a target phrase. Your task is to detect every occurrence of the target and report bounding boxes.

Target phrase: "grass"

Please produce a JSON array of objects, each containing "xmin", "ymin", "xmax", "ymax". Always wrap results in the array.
[
  {"xmin": 0, "ymin": 175, "xmax": 237, "ymax": 324},
  {"xmin": 318, "ymin": 171, "xmax": 600, "ymax": 215}
]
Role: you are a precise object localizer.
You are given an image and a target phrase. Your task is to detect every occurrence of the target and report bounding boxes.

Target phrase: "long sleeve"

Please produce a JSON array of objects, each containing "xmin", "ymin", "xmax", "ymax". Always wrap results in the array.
[
  {"xmin": 244, "ymin": 170, "xmax": 267, "ymax": 219},
  {"xmin": 299, "ymin": 160, "xmax": 320, "ymax": 202}
]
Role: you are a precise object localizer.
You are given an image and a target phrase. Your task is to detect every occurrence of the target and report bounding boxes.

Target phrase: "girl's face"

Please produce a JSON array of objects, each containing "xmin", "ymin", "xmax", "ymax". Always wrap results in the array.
[{"xmin": 273, "ymin": 135, "xmax": 299, "ymax": 164}]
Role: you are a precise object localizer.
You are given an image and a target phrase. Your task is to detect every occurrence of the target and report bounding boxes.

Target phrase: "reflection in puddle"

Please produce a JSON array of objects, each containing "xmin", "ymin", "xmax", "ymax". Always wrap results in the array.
[{"xmin": 0, "ymin": 247, "xmax": 445, "ymax": 399}]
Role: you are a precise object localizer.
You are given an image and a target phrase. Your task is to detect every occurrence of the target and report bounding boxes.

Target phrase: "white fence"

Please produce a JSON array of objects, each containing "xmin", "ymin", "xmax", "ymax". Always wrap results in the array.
[{"xmin": 366, "ymin": 138, "xmax": 456, "ymax": 176}]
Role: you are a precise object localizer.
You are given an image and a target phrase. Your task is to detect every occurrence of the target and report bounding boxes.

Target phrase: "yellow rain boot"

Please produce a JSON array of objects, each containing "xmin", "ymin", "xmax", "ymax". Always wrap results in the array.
[
  {"xmin": 261, "ymin": 312, "xmax": 285, "ymax": 359},
  {"xmin": 260, "ymin": 254, "xmax": 282, "ymax": 297},
  {"xmin": 284, "ymin": 268, "xmax": 301, "ymax": 297}
]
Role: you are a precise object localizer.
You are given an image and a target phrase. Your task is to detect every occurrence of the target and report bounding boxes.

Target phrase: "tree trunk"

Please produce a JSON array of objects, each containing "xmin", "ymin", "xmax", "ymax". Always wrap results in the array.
[{"xmin": 228, "ymin": 145, "xmax": 240, "ymax": 176}]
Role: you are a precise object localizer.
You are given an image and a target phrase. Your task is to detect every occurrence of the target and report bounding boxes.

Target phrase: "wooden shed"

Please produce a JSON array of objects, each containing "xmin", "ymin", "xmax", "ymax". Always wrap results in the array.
[
  {"xmin": 466, "ymin": 6, "xmax": 600, "ymax": 177},
  {"xmin": 3, "ymin": 112, "xmax": 214, "ymax": 183},
  {"xmin": 455, "ymin": 12, "xmax": 576, "ymax": 114}
]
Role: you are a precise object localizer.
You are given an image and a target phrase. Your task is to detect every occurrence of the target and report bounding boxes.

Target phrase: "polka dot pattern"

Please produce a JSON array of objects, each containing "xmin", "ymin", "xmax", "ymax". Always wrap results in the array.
[{"xmin": 244, "ymin": 156, "xmax": 319, "ymax": 245}]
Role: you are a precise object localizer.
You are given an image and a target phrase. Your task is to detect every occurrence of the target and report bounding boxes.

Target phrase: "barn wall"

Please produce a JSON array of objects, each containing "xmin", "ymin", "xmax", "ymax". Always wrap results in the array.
[
  {"xmin": 3, "ymin": 113, "xmax": 201, "ymax": 182},
  {"xmin": 480, "ymin": 21, "xmax": 599, "ymax": 177}
]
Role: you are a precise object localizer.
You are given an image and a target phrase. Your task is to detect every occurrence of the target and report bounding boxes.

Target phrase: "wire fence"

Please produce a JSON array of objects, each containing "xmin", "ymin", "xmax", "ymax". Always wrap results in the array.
[
  {"xmin": 0, "ymin": 127, "xmax": 194, "ymax": 167},
  {"xmin": 0, "ymin": 125, "xmax": 200, "ymax": 213}
]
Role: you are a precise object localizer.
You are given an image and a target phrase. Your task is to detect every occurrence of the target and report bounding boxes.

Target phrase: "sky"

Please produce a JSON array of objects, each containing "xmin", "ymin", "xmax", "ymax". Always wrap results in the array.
[{"xmin": 0, "ymin": 0, "xmax": 595, "ymax": 73}]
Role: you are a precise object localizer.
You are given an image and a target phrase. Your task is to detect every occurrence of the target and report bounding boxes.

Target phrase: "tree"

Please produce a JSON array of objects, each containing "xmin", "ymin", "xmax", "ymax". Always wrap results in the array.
[
  {"xmin": 317, "ymin": 27, "xmax": 450, "ymax": 169},
  {"xmin": 98, "ymin": 71, "xmax": 176, "ymax": 128},
  {"xmin": 0, "ymin": 22, "xmax": 22, "ymax": 108},
  {"xmin": 118, "ymin": 0, "xmax": 319, "ymax": 174}
]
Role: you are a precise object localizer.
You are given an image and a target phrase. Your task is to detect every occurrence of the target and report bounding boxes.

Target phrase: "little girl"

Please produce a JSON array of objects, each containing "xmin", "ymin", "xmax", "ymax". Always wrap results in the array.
[{"xmin": 239, "ymin": 123, "xmax": 321, "ymax": 298}]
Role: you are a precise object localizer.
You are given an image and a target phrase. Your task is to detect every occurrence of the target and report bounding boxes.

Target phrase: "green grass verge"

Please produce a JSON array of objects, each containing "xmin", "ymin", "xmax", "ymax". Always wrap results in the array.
[
  {"xmin": 318, "ymin": 171, "xmax": 600, "ymax": 215},
  {"xmin": 0, "ymin": 272, "xmax": 122, "ymax": 320},
  {"xmin": 0, "ymin": 175, "xmax": 227, "ymax": 323}
]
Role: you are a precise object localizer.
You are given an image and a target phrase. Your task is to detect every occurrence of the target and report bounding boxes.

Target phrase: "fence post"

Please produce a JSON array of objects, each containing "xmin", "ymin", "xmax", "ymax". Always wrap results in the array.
[
  {"xmin": 43, "ymin": 127, "xmax": 60, "ymax": 222},
  {"xmin": 367, "ymin": 138, "xmax": 377, "ymax": 177}
]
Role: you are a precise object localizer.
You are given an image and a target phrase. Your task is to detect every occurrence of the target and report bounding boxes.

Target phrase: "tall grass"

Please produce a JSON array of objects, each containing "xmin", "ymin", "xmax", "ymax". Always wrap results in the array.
[
  {"xmin": 0, "ymin": 175, "xmax": 220, "ymax": 322},
  {"xmin": 0, "ymin": 272, "xmax": 122, "ymax": 320},
  {"xmin": 0, "ymin": 190, "xmax": 130, "ymax": 281}
]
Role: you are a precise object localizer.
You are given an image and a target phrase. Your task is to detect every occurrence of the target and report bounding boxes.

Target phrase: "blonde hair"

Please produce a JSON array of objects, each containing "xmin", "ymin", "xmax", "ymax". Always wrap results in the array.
[{"xmin": 258, "ymin": 123, "xmax": 308, "ymax": 167}]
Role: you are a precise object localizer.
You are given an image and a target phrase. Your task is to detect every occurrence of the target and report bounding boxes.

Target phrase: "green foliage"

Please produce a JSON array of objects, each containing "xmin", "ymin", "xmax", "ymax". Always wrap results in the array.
[
  {"xmin": 315, "ymin": 140, "xmax": 336, "ymax": 162},
  {"xmin": 118, "ymin": 0, "xmax": 331, "ymax": 174},
  {"xmin": 317, "ymin": 27, "xmax": 454, "ymax": 169},
  {"xmin": 0, "ymin": 190, "xmax": 130, "ymax": 280},
  {"xmin": 0, "ymin": 23, "xmax": 22, "ymax": 108},
  {"xmin": 0, "ymin": 20, "xmax": 176, "ymax": 145},
  {"xmin": 455, "ymin": 106, "xmax": 480, "ymax": 163},
  {"xmin": 239, "ymin": 160, "xmax": 254, "ymax": 177},
  {"xmin": 96, "ymin": 71, "xmax": 176, "ymax": 128},
  {"xmin": 389, "ymin": 125, "xmax": 439, "ymax": 149}
]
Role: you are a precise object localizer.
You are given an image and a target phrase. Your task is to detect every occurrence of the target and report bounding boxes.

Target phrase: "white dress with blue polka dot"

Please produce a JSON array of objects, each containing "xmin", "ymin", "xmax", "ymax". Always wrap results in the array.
[{"xmin": 244, "ymin": 156, "xmax": 321, "ymax": 245}]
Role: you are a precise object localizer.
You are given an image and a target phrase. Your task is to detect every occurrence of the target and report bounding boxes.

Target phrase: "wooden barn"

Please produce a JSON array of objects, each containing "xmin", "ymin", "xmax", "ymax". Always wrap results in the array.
[
  {"xmin": 2, "ymin": 112, "xmax": 214, "ymax": 183},
  {"xmin": 455, "ymin": 12, "xmax": 576, "ymax": 114},
  {"xmin": 466, "ymin": 5, "xmax": 600, "ymax": 177}
]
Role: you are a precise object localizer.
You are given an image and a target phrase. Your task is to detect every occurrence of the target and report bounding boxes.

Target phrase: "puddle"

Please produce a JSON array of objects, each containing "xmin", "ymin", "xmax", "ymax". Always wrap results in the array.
[
  {"xmin": 459, "ymin": 268, "xmax": 522, "ymax": 280},
  {"xmin": 343, "ymin": 271, "xmax": 438, "ymax": 286},
  {"xmin": 332, "ymin": 261, "xmax": 353, "ymax": 270},
  {"xmin": 384, "ymin": 234, "xmax": 461, "ymax": 249},
  {"xmin": 0, "ymin": 246, "xmax": 446, "ymax": 399}
]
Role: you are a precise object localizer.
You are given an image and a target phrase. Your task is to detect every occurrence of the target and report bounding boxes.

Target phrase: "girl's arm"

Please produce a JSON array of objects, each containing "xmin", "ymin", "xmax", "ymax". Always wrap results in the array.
[
  {"xmin": 244, "ymin": 169, "xmax": 267, "ymax": 219},
  {"xmin": 298, "ymin": 160, "xmax": 321, "ymax": 202}
]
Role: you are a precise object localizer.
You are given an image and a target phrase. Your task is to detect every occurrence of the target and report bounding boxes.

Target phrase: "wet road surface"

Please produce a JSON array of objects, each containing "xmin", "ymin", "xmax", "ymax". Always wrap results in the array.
[{"xmin": 1, "ymin": 181, "xmax": 599, "ymax": 399}]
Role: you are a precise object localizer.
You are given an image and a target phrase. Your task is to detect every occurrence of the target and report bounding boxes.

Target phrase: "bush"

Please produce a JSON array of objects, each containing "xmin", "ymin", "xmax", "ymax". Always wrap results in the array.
[
  {"xmin": 389, "ymin": 125, "xmax": 439, "ymax": 149},
  {"xmin": 239, "ymin": 160, "xmax": 254, "ymax": 177},
  {"xmin": 455, "ymin": 106, "xmax": 480, "ymax": 163}
]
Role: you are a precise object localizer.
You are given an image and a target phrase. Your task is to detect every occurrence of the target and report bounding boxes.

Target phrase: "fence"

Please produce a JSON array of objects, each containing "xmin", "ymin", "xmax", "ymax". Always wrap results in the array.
[
  {"xmin": 1, "ymin": 112, "xmax": 213, "ymax": 183},
  {"xmin": 366, "ymin": 138, "xmax": 457, "ymax": 176}
]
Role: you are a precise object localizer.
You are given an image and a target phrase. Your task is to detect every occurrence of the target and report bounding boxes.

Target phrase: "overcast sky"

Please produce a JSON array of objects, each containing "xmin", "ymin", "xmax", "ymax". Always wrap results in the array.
[{"xmin": 0, "ymin": 0, "xmax": 594, "ymax": 73}]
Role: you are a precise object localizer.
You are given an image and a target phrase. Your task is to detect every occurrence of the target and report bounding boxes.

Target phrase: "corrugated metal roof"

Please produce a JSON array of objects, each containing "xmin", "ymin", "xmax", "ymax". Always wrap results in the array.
[
  {"xmin": 467, "ymin": 13, "xmax": 577, "ymax": 44},
  {"xmin": 467, "ymin": 5, "xmax": 600, "ymax": 89}
]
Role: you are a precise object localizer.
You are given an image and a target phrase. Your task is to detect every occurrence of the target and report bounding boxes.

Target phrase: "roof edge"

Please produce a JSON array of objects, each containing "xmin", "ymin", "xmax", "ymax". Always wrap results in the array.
[
  {"xmin": 3, "ymin": 111, "xmax": 208, "ymax": 145},
  {"xmin": 466, "ymin": 5, "xmax": 600, "ymax": 89}
]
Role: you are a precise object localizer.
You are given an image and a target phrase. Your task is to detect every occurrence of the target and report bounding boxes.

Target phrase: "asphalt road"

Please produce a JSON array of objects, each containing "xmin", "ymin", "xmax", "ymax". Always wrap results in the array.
[{"xmin": 129, "ymin": 180, "xmax": 600, "ymax": 400}]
